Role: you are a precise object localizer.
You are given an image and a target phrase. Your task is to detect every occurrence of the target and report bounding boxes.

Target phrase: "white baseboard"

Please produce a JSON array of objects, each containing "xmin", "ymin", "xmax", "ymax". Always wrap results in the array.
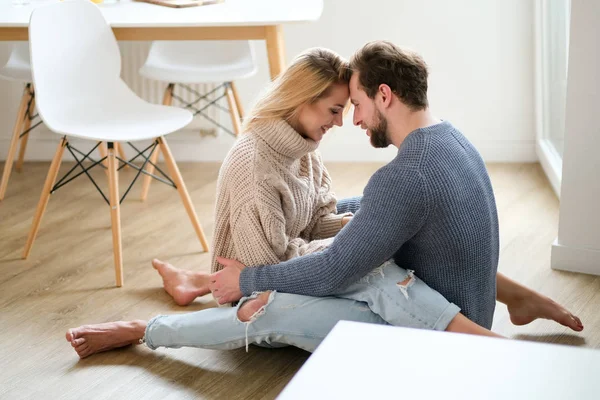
[
  {"xmin": 473, "ymin": 139, "xmax": 538, "ymax": 163},
  {"xmin": 0, "ymin": 129, "xmax": 538, "ymax": 163},
  {"xmin": 551, "ymin": 238, "xmax": 600, "ymax": 276},
  {"xmin": 536, "ymin": 140, "xmax": 562, "ymax": 198}
]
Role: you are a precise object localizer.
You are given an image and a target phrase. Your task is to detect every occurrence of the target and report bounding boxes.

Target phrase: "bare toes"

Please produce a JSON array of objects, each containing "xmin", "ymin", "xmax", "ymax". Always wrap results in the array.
[
  {"xmin": 66, "ymin": 329, "xmax": 77, "ymax": 342},
  {"xmin": 71, "ymin": 338, "xmax": 86, "ymax": 347},
  {"xmin": 558, "ymin": 311, "xmax": 583, "ymax": 331},
  {"xmin": 153, "ymin": 259, "xmax": 173, "ymax": 273},
  {"xmin": 152, "ymin": 259, "xmax": 165, "ymax": 270},
  {"xmin": 573, "ymin": 315, "xmax": 584, "ymax": 331},
  {"xmin": 78, "ymin": 348, "xmax": 92, "ymax": 359},
  {"xmin": 75, "ymin": 343, "xmax": 89, "ymax": 356}
]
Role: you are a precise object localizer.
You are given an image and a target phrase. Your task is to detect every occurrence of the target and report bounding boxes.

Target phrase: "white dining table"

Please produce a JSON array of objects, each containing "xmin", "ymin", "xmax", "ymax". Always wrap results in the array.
[
  {"xmin": 278, "ymin": 320, "xmax": 599, "ymax": 400},
  {"xmin": 0, "ymin": 0, "xmax": 324, "ymax": 79}
]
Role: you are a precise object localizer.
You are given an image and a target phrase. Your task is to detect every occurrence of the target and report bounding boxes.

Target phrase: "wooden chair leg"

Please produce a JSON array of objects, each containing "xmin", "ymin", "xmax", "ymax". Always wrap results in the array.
[
  {"xmin": 141, "ymin": 84, "xmax": 174, "ymax": 201},
  {"xmin": 157, "ymin": 136, "xmax": 210, "ymax": 252},
  {"xmin": 16, "ymin": 89, "xmax": 36, "ymax": 172},
  {"xmin": 225, "ymin": 83, "xmax": 242, "ymax": 137},
  {"xmin": 107, "ymin": 142, "xmax": 124, "ymax": 287},
  {"xmin": 230, "ymin": 81, "xmax": 244, "ymax": 119},
  {"xmin": 140, "ymin": 142, "xmax": 160, "ymax": 202},
  {"xmin": 98, "ymin": 142, "xmax": 109, "ymax": 172},
  {"xmin": 115, "ymin": 142, "xmax": 128, "ymax": 169},
  {"xmin": 0, "ymin": 85, "xmax": 31, "ymax": 201},
  {"xmin": 22, "ymin": 137, "xmax": 67, "ymax": 259}
]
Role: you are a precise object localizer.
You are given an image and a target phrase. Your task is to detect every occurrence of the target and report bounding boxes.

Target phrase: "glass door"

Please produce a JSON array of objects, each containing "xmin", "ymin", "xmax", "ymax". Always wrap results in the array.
[{"xmin": 535, "ymin": 0, "xmax": 571, "ymax": 196}]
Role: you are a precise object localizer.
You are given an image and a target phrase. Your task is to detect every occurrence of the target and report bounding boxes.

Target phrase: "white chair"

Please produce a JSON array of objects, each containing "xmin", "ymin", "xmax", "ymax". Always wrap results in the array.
[
  {"xmin": 0, "ymin": 41, "xmax": 128, "ymax": 201},
  {"xmin": 24, "ymin": 0, "xmax": 209, "ymax": 286},
  {"xmin": 137, "ymin": 40, "xmax": 256, "ymax": 199},
  {"xmin": 0, "ymin": 42, "xmax": 37, "ymax": 201}
]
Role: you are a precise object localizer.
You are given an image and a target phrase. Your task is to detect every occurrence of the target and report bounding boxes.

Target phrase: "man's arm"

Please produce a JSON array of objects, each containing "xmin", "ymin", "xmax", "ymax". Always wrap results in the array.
[
  {"xmin": 239, "ymin": 168, "xmax": 430, "ymax": 297},
  {"xmin": 336, "ymin": 196, "xmax": 363, "ymax": 215}
]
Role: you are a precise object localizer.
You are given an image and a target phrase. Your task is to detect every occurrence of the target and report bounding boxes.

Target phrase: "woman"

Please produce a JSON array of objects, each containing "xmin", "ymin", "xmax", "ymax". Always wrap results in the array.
[{"xmin": 66, "ymin": 48, "xmax": 582, "ymax": 358}]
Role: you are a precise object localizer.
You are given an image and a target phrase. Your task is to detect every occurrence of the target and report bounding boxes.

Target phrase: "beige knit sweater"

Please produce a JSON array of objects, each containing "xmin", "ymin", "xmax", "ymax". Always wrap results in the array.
[{"xmin": 211, "ymin": 119, "xmax": 349, "ymax": 274}]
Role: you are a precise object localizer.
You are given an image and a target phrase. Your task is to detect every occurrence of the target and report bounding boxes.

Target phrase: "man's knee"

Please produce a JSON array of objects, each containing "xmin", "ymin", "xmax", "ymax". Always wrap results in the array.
[{"xmin": 237, "ymin": 291, "xmax": 272, "ymax": 322}]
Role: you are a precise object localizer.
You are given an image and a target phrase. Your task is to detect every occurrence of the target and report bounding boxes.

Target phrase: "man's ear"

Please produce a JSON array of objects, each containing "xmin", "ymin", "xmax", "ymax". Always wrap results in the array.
[{"xmin": 378, "ymin": 84, "xmax": 393, "ymax": 108}]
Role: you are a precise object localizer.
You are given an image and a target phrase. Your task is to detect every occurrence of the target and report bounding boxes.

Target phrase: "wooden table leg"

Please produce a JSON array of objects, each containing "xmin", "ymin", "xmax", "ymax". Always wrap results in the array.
[{"xmin": 265, "ymin": 25, "xmax": 286, "ymax": 80}]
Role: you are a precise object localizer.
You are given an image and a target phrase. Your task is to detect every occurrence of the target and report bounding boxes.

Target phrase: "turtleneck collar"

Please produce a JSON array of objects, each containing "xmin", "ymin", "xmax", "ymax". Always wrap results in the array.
[{"xmin": 252, "ymin": 119, "xmax": 319, "ymax": 159}]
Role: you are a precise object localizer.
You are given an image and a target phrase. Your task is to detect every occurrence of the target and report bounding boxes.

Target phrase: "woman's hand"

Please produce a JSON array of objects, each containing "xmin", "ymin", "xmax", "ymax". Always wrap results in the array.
[{"xmin": 209, "ymin": 256, "xmax": 246, "ymax": 304}]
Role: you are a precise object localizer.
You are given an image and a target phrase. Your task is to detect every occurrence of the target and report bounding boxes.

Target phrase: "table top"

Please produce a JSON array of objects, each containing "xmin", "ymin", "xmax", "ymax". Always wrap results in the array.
[
  {"xmin": 278, "ymin": 321, "xmax": 598, "ymax": 400},
  {"xmin": 0, "ymin": 0, "xmax": 324, "ymax": 28}
]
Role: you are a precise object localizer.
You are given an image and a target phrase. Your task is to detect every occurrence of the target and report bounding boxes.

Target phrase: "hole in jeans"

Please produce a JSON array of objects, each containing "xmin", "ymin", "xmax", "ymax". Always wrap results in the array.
[{"xmin": 397, "ymin": 270, "xmax": 416, "ymax": 300}]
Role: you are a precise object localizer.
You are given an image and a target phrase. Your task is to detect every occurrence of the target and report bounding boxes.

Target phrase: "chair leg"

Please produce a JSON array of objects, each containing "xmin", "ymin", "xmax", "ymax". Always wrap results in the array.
[
  {"xmin": 157, "ymin": 136, "xmax": 210, "ymax": 252},
  {"xmin": 115, "ymin": 142, "xmax": 128, "ymax": 170},
  {"xmin": 22, "ymin": 137, "xmax": 67, "ymax": 259},
  {"xmin": 140, "ymin": 143, "xmax": 160, "ymax": 202},
  {"xmin": 230, "ymin": 81, "xmax": 244, "ymax": 119},
  {"xmin": 16, "ymin": 88, "xmax": 36, "ymax": 172},
  {"xmin": 0, "ymin": 85, "xmax": 31, "ymax": 201},
  {"xmin": 107, "ymin": 142, "xmax": 124, "ymax": 287},
  {"xmin": 140, "ymin": 83, "xmax": 174, "ymax": 201},
  {"xmin": 225, "ymin": 83, "xmax": 242, "ymax": 137},
  {"xmin": 98, "ymin": 142, "xmax": 109, "ymax": 171}
]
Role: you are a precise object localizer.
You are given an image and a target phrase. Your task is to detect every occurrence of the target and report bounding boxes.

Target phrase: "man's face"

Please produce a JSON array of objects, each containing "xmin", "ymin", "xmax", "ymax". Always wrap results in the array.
[{"xmin": 350, "ymin": 73, "xmax": 391, "ymax": 148}]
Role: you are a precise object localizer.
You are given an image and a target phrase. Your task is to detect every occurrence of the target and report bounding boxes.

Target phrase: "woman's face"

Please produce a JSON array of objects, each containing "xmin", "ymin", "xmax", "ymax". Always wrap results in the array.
[{"xmin": 292, "ymin": 83, "xmax": 350, "ymax": 143}]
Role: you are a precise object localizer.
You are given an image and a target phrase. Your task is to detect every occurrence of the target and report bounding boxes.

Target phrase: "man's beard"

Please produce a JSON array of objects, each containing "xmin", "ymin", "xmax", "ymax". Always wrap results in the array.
[{"xmin": 369, "ymin": 108, "xmax": 390, "ymax": 148}]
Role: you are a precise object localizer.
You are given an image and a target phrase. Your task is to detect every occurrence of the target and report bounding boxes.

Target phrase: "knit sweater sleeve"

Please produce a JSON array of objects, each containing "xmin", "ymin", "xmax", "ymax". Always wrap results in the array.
[
  {"xmin": 226, "ymin": 179, "xmax": 334, "ymax": 268},
  {"xmin": 239, "ymin": 166, "xmax": 430, "ymax": 296},
  {"xmin": 305, "ymin": 156, "xmax": 350, "ymax": 240}
]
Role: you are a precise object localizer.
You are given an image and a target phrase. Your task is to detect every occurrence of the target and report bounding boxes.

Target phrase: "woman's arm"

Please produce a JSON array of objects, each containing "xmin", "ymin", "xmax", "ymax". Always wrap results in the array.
[
  {"xmin": 305, "ymin": 155, "xmax": 353, "ymax": 240},
  {"xmin": 218, "ymin": 181, "xmax": 334, "ymax": 272}
]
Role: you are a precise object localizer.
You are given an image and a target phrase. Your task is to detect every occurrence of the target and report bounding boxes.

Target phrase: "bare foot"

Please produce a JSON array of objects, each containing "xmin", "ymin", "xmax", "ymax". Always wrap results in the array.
[
  {"xmin": 65, "ymin": 320, "xmax": 147, "ymax": 359},
  {"xmin": 507, "ymin": 293, "xmax": 584, "ymax": 332},
  {"xmin": 152, "ymin": 259, "xmax": 211, "ymax": 306}
]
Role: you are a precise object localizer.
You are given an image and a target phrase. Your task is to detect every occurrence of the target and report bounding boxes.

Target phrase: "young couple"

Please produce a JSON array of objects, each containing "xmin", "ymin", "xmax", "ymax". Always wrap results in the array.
[{"xmin": 66, "ymin": 41, "xmax": 582, "ymax": 359}]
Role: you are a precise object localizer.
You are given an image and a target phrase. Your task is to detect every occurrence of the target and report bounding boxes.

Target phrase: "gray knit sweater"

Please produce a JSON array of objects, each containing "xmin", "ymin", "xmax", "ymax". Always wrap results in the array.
[{"xmin": 240, "ymin": 121, "xmax": 500, "ymax": 328}]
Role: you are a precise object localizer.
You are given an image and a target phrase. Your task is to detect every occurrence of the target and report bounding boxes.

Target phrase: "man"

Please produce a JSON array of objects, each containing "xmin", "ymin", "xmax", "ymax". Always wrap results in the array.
[{"xmin": 210, "ymin": 41, "xmax": 582, "ymax": 331}]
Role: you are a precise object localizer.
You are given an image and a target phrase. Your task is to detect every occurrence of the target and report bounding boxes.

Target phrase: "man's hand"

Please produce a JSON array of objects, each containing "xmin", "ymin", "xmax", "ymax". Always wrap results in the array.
[
  {"xmin": 209, "ymin": 256, "xmax": 246, "ymax": 304},
  {"xmin": 341, "ymin": 215, "xmax": 353, "ymax": 227}
]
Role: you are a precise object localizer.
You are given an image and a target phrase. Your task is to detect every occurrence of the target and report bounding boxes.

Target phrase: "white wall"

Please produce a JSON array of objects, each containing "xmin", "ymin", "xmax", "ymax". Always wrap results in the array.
[
  {"xmin": 0, "ymin": 0, "xmax": 536, "ymax": 163},
  {"xmin": 551, "ymin": 0, "xmax": 600, "ymax": 275}
]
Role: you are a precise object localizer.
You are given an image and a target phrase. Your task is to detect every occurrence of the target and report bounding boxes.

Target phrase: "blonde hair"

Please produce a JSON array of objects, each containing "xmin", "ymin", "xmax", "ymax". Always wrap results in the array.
[{"xmin": 243, "ymin": 48, "xmax": 351, "ymax": 130}]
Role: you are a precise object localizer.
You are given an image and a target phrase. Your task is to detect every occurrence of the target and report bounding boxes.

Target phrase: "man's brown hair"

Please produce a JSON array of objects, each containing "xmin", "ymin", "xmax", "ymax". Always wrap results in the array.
[{"xmin": 350, "ymin": 41, "xmax": 429, "ymax": 111}]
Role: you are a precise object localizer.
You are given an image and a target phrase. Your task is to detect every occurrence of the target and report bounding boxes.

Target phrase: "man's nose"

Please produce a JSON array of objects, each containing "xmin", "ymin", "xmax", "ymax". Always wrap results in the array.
[{"xmin": 353, "ymin": 109, "xmax": 361, "ymax": 126}]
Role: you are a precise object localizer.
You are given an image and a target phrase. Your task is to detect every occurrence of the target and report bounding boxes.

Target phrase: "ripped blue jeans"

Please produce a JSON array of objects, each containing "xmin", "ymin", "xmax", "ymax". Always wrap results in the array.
[{"xmin": 144, "ymin": 261, "xmax": 460, "ymax": 353}]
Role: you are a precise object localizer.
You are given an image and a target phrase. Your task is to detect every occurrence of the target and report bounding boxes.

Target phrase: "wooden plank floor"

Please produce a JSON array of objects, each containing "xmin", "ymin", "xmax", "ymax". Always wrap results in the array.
[{"xmin": 0, "ymin": 160, "xmax": 598, "ymax": 399}]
